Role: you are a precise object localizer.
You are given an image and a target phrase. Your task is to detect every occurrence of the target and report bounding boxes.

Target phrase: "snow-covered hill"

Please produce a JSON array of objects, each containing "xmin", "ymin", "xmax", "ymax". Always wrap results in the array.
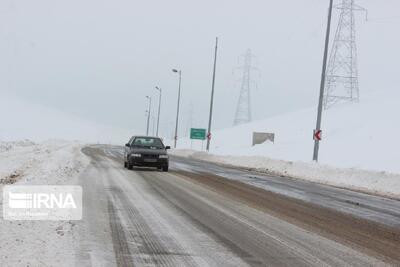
[
  {"xmin": 178, "ymin": 90, "xmax": 400, "ymax": 174},
  {"xmin": 0, "ymin": 93, "xmax": 134, "ymax": 144}
]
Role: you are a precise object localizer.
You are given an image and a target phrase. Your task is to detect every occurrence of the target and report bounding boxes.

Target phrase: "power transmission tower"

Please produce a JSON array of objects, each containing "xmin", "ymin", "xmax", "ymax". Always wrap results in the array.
[
  {"xmin": 324, "ymin": 0, "xmax": 366, "ymax": 109},
  {"xmin": 233, "ymin": 49, "xmax": 257, "ymax": 126}
]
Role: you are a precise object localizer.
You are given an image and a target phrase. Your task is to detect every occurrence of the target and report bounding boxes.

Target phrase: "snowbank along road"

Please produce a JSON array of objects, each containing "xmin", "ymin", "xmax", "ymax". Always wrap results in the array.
[{"xmin": 74, "ymin": 145, "xmax": 400, "ymax": 266}]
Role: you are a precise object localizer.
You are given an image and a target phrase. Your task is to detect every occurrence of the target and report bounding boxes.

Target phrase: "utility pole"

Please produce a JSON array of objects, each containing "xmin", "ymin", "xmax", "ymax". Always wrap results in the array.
[
  {"xmin": 145, "ymin": 96, "xmax": 152, "ymax": 136},
  {"xmin": 206, "ymin": 37, "xmax": 219, "ymax": 152},
  {"xmin": 313, "ymin": 0, "xmax": 334, "ymax": 162},
  {"xmin": 155, "ymin": 86, "xmax": 162, "ymax": 136},
  {"xmin": 172, "ymin": 69, "xmax": 182, "ymax": 148}
]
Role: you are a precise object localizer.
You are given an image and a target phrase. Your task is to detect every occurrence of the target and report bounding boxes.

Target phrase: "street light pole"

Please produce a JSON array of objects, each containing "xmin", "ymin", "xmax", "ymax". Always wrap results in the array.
[
  {"xmin": 172, "ymin": 69, "xmax": 182, "ymax": 148},
  {"xmin": 313, "ymin": 0, "xmax": 334, "ymax": 162},
  {"xmin": 146, "ymin": 96, "xmax": 152, "ymax": 136},
  {"xmin": 206, "ymin": 37, "xmax": 219, "ymax": 152},
  {"xmin": 155, "ymin": 86, "xmax": 162, "ymax": 137},
  {"xmin": 152, "ymin": 116, "xmax": 156, "ymax": 136}
]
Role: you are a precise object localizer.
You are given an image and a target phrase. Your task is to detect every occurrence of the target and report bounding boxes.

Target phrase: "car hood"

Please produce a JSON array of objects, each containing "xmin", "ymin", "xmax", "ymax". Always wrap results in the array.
[{"xmin": 130, "ymin": 148, "xmax": 167, "ymax": 155}]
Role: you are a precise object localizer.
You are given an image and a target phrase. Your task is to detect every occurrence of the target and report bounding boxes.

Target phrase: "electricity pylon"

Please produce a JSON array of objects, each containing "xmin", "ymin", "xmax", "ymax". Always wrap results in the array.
[
  {"xmin": 233, "ymin": 49, "xmax": 257, "ymax": 126},
  {"xmin": 324, "ymin": 0, "xmax": 366, "ymax": 109}
]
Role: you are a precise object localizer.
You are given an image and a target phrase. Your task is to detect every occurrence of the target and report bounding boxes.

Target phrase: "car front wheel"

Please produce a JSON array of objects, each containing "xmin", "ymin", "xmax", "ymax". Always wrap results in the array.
[{"xmin": 127, "ymin": 161, "xmax": 133, "ymax": 170}]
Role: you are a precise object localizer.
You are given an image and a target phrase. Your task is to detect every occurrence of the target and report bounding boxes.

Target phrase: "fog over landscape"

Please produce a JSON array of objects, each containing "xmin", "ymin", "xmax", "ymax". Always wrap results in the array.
[
  {"xmin": 2, "ymin": 2, "xmax": 400, "ymax": 266},
  {"xmin": 1, "ymin": 0, "xmax": 400, "ymax": 141}
]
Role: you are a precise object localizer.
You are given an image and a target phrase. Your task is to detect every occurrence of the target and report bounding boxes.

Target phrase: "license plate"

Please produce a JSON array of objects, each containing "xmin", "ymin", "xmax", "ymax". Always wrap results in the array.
[{"xmin": 144, "ymin": 158, "xmax": 157, "ymax": 163}]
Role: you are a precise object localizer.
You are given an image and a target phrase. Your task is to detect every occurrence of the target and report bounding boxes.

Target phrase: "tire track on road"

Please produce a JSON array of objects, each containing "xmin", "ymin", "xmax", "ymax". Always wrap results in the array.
[
  {"xmin": 105, "ymin": 164, "xmax": 199, "ymax": 267},
  {"xmin": 171, "ymin": 169, "xmax": 400, "ymax": 265},
  {"xmin": 108, "ymin": 195, "xmax": 136, "ymax": 267}
]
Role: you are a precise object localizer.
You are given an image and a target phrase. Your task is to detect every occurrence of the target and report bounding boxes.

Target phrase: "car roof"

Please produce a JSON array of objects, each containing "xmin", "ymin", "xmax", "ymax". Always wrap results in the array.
[{"xmin": 133, "ymin": 136, "xmax": 161, "ymax": 139}]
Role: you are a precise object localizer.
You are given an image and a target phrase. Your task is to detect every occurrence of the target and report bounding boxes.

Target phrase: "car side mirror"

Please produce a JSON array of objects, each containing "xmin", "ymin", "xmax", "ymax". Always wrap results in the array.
[
  {"xmin": 125, "ymin": 143, "xmax": 130, "ymax": 147},
  {"xmin": 165, "ymin": 146, "xmax": 171, "ymax": 150}
]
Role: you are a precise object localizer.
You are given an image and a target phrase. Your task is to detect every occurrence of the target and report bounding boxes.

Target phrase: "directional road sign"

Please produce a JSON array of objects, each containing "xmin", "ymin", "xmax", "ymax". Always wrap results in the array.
[
  {"xmin": 313, "ymin": 129, "xmax": 322, "ymax": 141},
  {"xmin": 190, "ymin": 128, "xmax": 206, "ymax": 140}
]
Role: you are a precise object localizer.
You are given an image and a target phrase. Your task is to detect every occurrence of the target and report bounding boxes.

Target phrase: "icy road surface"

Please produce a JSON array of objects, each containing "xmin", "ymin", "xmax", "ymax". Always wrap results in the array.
[{"xmin": 75, "ymin": 145, "xmax": 400, "ymax": 266}]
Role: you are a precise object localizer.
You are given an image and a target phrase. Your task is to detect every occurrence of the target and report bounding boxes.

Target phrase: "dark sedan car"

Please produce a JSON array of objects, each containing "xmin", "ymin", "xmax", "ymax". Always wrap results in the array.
[{"xmin": 124, "ymin": 136, "xmax": 170, "ymax": 171}]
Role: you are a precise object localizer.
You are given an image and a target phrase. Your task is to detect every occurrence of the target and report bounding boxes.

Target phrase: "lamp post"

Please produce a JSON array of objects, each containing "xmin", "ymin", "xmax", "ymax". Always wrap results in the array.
[
  {"xmin": 152, "ymin": 115, "xmax": 156, "ymax": 136},
  {"xmin": 172, "ymin": 69, "xmax": 182, "ymax": 148},
  {"xmin": 145, "ymin": 96, "xmax": 152, "ymax": 136},
  {"xmin": 155, "ymin": 86, "xmax": 162, "ymax": 137}
]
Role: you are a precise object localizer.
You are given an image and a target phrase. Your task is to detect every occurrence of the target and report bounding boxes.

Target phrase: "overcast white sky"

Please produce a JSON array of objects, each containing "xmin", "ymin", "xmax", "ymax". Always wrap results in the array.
[{"xmin": 1, "ymin": 0, "xmax": 399, "ymax": 138}]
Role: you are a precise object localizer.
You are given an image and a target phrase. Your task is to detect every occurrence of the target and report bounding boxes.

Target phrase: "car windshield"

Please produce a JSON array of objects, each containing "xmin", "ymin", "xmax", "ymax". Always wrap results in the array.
[{"xmin": 132, "ymin": 137, "xmax": 164, "ymax": 149}]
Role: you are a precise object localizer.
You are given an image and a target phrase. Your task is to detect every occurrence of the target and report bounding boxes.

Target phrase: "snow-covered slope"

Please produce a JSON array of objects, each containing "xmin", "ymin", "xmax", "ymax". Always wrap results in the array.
[
  {"xmin": 0, "ymin": 93, "xmax": 134, "ymax": 144},
  {"xmin": 178, "ymin": 90, "xmax": 400, "ymax": 174}
]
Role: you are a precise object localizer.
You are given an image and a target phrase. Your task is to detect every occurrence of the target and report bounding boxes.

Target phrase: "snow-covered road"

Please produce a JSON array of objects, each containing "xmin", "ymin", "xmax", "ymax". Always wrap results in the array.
[
  {"xmin": 74, "ymin": 145, "xmax": 400, "ymax": 266},
  {"xmin": 171, "ymin": 149, "xmax": 400, "ymax": 199},
  {"xmin": 1, "ymin": 143, "xmax": 400, "ymax": 266},
  {"xmin": 170, "ymin": 155, "xmax": 400, "ymax": 229}
]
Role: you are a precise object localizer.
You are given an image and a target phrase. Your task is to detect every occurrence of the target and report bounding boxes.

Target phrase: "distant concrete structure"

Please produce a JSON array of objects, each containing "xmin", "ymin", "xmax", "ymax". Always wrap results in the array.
[{"xmin": 252, "ymin": 132, "xmax": 275, "ymax": 146}]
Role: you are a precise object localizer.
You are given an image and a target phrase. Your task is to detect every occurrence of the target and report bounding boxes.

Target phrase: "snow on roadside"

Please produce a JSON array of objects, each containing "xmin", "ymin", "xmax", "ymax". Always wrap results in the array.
[
  {"xmin": 177, "ymin": 91, "xmax": 400, "ymax": 175},
  {"xmin": 171, "ymin": 149, "xmax": 400, "ymax": 200},
  {"xmin": 0, "ymin": 140, "xmax": 90, "ymax": 267}
]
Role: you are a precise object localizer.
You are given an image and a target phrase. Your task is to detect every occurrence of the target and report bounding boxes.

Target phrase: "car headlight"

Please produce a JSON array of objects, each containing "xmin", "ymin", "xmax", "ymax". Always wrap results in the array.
[
  {"xmin": 159, "ymin": 155, "xmax": 168, "ymax": 159},
  {"xmin": 131, "ymin": 153, "xmax": 141, "ymax": 157}
]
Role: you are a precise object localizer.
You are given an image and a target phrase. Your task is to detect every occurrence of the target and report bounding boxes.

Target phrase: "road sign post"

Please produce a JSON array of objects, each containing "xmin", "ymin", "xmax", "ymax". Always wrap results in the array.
[
  {"xmin": 313, "ymin": 0, "xmax": 334, "ymax": 162},
  {"xmin": 206, "ymin": 37, "xmax": 219, "ymax": 152},
  {"xmin": 190, "ymin": 128, "xmax": 207, "ymax": 151}
]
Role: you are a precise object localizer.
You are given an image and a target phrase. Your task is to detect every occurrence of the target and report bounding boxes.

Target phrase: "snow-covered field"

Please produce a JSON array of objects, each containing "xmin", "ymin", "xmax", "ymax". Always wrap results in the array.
[
  {"xmin": 0, "ymin": 140, "xmax": 90, "ymax": 266},
  {"xmin": 174, "ymin": 89, "xmax": 400, "ymax": 198}
]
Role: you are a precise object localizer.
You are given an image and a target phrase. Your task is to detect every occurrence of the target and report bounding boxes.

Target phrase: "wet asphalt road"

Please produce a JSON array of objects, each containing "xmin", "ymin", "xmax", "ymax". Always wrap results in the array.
[{"xmin": 75, "ymin": 145, "xmax": 400, "ymax": 266}]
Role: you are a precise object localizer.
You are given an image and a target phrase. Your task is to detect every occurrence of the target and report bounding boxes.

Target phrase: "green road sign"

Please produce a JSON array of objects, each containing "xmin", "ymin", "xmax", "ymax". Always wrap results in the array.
[{"xmin": 190, "ymin": 128, "xmax": 206, "ymax": 140}]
